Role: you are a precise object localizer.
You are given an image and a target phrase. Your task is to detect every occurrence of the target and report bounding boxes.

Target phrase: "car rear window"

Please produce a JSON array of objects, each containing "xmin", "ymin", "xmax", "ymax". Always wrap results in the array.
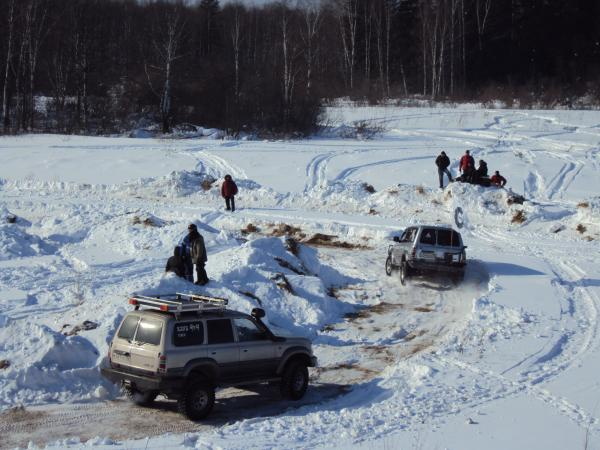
[
  {"xmin": 174, "ymin": 321, "xmax": 204, "ymax": 347},
  {"xmin": 419, "ymin": 228, "xmax": 461, "ymax": 247},
  {"xmin": 437, "ymin": 229, "xmax": 461, "ymax": 247},
  {"xmin": 117, "ymin": 315, "xmax": 139, "ymax": 340},
  {"xmin": 419, "ymin": 228, "xmax": 436, "ymax": 245},
  {"xmin": 207, "ymin": 319, "xmax": 234, "ymax": 344},
  {"xmin": 134, "ymin": 318, "xmax": 163, "ymax": 346}
]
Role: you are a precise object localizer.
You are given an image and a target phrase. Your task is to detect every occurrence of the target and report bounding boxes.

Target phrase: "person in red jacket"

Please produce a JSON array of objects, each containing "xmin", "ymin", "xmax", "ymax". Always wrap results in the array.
[
  {"xmin": 459, "ymin": 150, "xmax": 475, "ymax": 181},
  {"xmin": 490, "ymin": 170, "xmax": 507, "ymax": 187},
  {"xmin": 221, "ymin": 174, "xmax": 238, "ymax": 212}
]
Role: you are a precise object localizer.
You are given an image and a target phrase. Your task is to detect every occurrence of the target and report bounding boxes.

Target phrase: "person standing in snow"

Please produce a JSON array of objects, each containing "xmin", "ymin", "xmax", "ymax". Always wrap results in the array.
[
  {"xmin": 165, "ymin": 246, "xmax": 186, "ymax": 278},
  {"xmin": 435, "ymin": 151, "xmax": 453, "ymax": 188},
  {"xmin": 458, "ymin": 150, "xmax": 475, "ymax": 181},
  {"xmin": 221, "ymin": 174, "xmax": 238, "ymax": 212},
  {"xmin": 490, "ymin": 170, "xmax": 507, "ymax": 187},
  {"xmin": 181, "ymin": 224, "xmax": 209, "ymax": 285}
]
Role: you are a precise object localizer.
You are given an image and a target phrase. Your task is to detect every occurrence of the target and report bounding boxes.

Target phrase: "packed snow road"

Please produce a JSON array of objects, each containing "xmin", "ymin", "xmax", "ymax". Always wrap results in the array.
[{"xmin": 1, "ymin": 107, "xmax": 600, "ymax": 449}]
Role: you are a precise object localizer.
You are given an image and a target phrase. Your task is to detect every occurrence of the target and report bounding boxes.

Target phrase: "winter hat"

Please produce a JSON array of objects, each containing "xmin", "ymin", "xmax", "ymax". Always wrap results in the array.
[{"xmin": 188, "ymin": 223, "xmax": 197, "ymax": 231}]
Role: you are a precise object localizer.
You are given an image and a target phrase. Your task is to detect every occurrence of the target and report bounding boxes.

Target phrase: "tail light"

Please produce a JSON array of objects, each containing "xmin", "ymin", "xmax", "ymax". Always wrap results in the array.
[
  {"xmin": 158, "ymin": 354, "xmax": 167, "ymax": 374},
  {"xmin": 128, "ymin": 298, "xmax": 138, "ymax": 305}
]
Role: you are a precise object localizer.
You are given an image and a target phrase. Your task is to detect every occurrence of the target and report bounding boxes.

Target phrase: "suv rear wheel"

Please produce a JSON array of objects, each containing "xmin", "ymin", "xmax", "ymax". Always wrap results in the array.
[
  {"xmin": 178, "ymin": 382, "xmax": 215, "ymax": 420},
  {"xmin": 280, "ymin": 360, "xmax": 309, "ymax": 400},
  {"xmin": 125, "ymin": 387, "xmax": 157, "ymax": 407}
]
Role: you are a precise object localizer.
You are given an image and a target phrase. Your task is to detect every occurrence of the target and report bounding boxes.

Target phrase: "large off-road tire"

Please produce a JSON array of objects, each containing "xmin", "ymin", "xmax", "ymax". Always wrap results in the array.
[
  {"xmin": 125, "ymin": 387, "xmax": 157, "ymax": 407},
  {"xmin": 452, "ymin": 271, "xmax": 465, "ymax": 285},
  {"xmin": 280, "ymin": 360, "xmax": 309, "ymax": 400},
  {"xmin": 177, "ymin": 382, "xmax": 215, "ymax": 420},
  {"xmin": 400, "ymin": 261, "xmax": 408, "ymax": 286},
  {"xmin": 385, "ymin": 256, "xmax": 393, "ymax": 276}
]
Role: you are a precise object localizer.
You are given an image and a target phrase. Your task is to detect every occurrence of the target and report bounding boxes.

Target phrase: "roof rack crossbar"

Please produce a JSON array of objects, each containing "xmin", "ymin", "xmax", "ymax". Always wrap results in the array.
[{"xmin": 129, "ymin": 293, "xmax": 229, "ymax": 316}]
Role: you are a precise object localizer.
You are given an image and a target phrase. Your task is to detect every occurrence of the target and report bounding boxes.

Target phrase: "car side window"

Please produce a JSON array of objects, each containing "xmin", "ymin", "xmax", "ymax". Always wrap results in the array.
[
  {"xmin": 234, "ymin": 318, "xmax": 268, "ymax": 342},
  {"xmin": 401, "ymin": 228, "xmax": 414, "ymax": 242},
  {"xmin": 117, "ymin": 315, "xmax": 139, "ymax": 340},
  {"xmin": 173, "ymin": 321, "xmax": 204, "ymax": 346},
  {"xmin": 206, "ymin": 319, "xmax": 235, "ymax": 344}
]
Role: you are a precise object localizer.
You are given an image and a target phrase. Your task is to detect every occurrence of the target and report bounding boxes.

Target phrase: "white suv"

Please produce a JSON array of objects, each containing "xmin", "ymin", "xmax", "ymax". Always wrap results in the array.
[{"xmin": 101, "ymin": 294, "xmax": 317, "ymax": 420}]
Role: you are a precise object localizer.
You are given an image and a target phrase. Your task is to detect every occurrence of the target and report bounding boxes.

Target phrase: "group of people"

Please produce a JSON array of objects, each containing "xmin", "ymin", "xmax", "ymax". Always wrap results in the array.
[
  {"xmin": 164, "ymin": 174, "xmax": 239, "ymax": 285},
  {"xmin": 435, "ymin": 149, "xmax": 507, "ymax": 189}
]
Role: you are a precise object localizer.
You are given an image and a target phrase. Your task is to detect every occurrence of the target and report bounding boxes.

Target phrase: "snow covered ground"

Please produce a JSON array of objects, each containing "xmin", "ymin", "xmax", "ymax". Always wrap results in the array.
[{"xmin": 1, "ymin": 106, "xmax": 600, "ymax": 449}]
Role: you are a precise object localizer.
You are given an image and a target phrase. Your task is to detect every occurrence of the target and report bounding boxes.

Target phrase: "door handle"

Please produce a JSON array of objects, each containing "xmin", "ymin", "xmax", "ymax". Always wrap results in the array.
[
  {"xmin": 211, "ymin": 351, "xmax": 217, "ymax": 355},
  {"xmin": 243, "ymin": 349, "xmax": 248, "ymax": 353}
]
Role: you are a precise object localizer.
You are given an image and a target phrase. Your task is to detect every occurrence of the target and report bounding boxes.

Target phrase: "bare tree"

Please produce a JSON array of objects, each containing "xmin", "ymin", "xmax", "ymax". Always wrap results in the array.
[
  {"xmin": 2, "ymin": 0, "xmax": 16, "ymax": 131},
  {"xmin": 143, "ymin": 3, "xmax": 187, "ymax": 133},
  {"xmin": 299, "ymin": 0, "xmax": 323, "ymax": 96},
  {"xmin": 336, "ymin": 0, "xmax": 358, "ymax": 89},
  {"xmin": 475, "ymin": 0, "xmax": 492, "ymax": 50}
]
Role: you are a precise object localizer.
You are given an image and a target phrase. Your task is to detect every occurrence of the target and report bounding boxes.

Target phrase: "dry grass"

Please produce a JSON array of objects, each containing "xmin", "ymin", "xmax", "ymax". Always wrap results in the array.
[
  {"xmin": 431, "ymin": 199, "xmax": 441, "ymax": 206},
  {"xmin": 241, "ymin": 223, "xmax": 259, "ymax": 235},
  {"xmin": 404, "ymin": 329, "xmax": 427, "ymax": 342},
  {"xmin": 200, "ymin": 175, "xmax": 216, "ymax": 191},
  {"xmin": 0, "ymin": 360, "xmax": 10, "ymax": 370},
  {"xmin": 284, "ymin": 236, "xmax": 299, "ymax": 256},
  {"xmin": 362, "ymin": 182, "xmax": 376, "ymax": 193},
  {"xmin": 303, "ymin": 233, "xmax": 369, "ymax": 249},
  {"xmin": 577, "ymin": 202, "xmax": 590, "ymax": 208},
  {"xmin": 387, "ymin": 189, "xmax": 399, "ymax": 195},
  {"xmin": 511, "ymin": 210, "xmax": 527, "ymax": 223},
  {"xmin": 131, "ymin": 215, "xmax": 159, "ymax": 227},
  {"xmin": 368, "ymin": 208, "xmax": 379, "ymax": 215},
  {"xmin": 274, "ymin": 257, "xmax": 305, "ymax": 275},
  {"xmin": 414, "ymin": 306, "xmax": 434, "ymax": 313},
  {"xmin": 271, "ymin": 223, "xmax": 305, "ymax": 238},
  {"xmin": 271, "ymin": 273, "xmax": 294, "ymax": 293},
  {"xmin": 415, "ymin": 185, "xmax": 425, "ymax": 195},
  {"xmin": 576, "ymin": 223, "xmax": 587, "ymax": 234}
]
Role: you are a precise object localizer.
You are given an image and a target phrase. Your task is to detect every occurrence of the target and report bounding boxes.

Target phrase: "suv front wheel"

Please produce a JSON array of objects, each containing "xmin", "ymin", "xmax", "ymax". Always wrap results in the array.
[
  {"xmin": 280, "ymin": 360, "xmax": 309, "ymax": 400},
  {"xmin": 178, "ymin": 381, "xmax": 215, "ymax": 420},
  {"xmin": 385, "ymin": 256, "xmax": 393, "ymax": 276}
]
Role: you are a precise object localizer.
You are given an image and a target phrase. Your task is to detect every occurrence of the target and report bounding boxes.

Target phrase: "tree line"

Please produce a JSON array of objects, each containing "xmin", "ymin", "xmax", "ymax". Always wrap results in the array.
[{"xmin": 1, "ymin": 0, "xmax": 599, "ymax": 136}]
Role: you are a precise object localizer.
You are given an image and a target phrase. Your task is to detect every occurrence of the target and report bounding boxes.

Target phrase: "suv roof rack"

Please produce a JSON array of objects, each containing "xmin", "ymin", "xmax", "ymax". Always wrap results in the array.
[{"xmin": 128, "ymin": 293, "xmax": 228, "ymax": 317}]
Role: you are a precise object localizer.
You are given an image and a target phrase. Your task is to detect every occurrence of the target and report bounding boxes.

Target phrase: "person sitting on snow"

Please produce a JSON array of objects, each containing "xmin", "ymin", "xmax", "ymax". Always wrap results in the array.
[
  {"xmin": 490, "ymin": 170, "xmax": 507, "ymax": 187},
  {"xmin": 470, "ymin": 159, "xmax": 488, "ymax": 185},
  {"xmin": 165, "ymin": 246, "xmax": 186, "ymax": 278}
]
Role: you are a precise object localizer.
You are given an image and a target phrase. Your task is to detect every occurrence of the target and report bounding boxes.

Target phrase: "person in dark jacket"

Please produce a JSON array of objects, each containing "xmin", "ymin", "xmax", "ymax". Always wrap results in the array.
[
  {"xmin": 471, "ymin": 159, "xmax": 488, "ymax": 184},
  {"xmin": 165, "ymin": 246, "xmax": 186, "ymax": 278},
  {"xmin": 490, "ymin": 170, "xmax": 507, "ymax": 187},
  {"xmin": 435, "ymin": 151, "xmax": 453, "ymax": 188},
  {"xmin": 221, "ymin": 174, "xmax": 238, "ymax": 212},
  {"xmin": 458, "ymin": 150, "xmax": 475, "ymax": 182},
  {"xmin": 180, "ymin": 223, "xmax": 209, "ymax": 284}
]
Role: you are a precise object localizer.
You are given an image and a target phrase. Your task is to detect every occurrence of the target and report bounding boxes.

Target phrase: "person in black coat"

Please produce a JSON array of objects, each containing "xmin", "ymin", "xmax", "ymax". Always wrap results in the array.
[
  {"xmin": 471, "ymin": 159, "xmax": 488, "ymax": 184},
  {"xmin": 165, "ymin": 246, "xmax": 186, "ymax": 278},
  {"xmin": 435, "ymin": 151, "xmax": 453, "ymax": 188}
]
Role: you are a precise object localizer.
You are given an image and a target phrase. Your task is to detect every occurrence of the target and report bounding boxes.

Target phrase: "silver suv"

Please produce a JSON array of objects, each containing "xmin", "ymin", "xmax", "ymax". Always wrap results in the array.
[
  {"xmin": 101, "ymin": 294, "xmax": 317, "ymax": 420},
  {"xmin": 385, "ymin": 225, "xmax": 467, "ymax": 285}
]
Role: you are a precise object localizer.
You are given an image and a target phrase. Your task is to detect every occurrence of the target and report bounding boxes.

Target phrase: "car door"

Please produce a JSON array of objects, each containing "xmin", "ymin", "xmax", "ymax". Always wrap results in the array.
[
  {"xmin": 205, "ymin": 318, "xmax": 239, "ymax": 379},
  {"xmin": 110, "ymin": 314, "xmax": 139, "ymax": 369},
  {"xmin": 128, "ymin": 316, "xmax": 164, "ymax": 374},
  {"xmin": 233, "ymin": 317, "xmax": 277, "ymax": 377},
  {"xmin": 393, "ymin": 227, "xmax": 415, "ymax": 263}
]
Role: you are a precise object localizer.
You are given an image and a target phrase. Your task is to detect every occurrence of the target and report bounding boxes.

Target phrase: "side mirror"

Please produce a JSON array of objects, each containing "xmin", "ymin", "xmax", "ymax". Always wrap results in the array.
[
  {"xmin": 251, "ymin": 308, "xmax": 265, "ymax": 319},
  {"xmin": 393, "ymin": 236, "xmax": 400, "ymax": 243}
]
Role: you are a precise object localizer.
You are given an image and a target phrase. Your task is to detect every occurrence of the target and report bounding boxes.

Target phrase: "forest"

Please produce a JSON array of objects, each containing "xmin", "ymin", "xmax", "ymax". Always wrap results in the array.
[{"xmin": 0, "ymin": 0, "xmax": 599, "ymax": 135}]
